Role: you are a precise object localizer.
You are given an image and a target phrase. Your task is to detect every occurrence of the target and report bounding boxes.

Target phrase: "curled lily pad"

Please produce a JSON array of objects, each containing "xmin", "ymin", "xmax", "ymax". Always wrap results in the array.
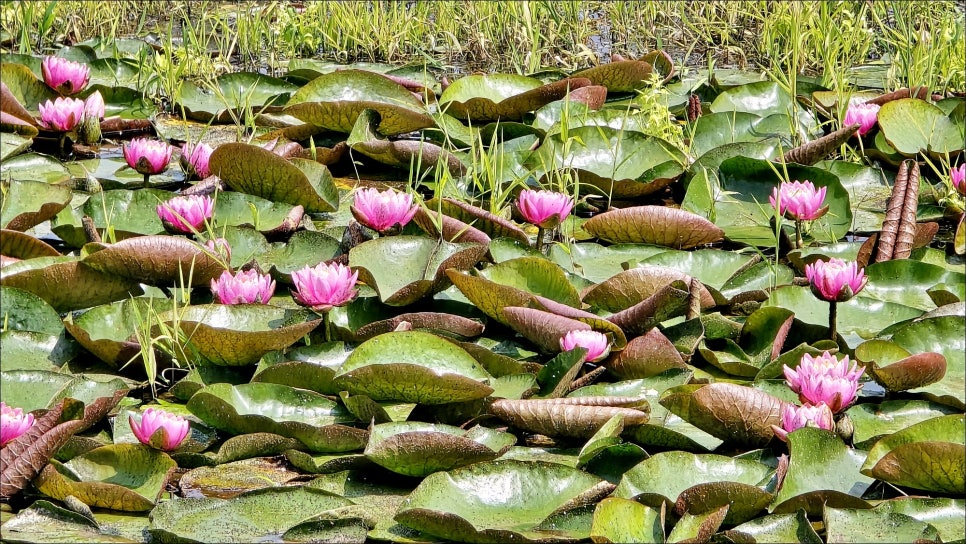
[
  {"xmin": 582, "ymin": 265, "xmax": 715, "ymax": 313},
  {"xmin": 353, "ymin": 312, "xmax": 484, "ymax": 341},
  {"xmin": 163, "ymin": 304, "xmax": 321, "ymax": 366},
  {"xmin": 583, "ymin": 206, "xmax": 724, "ymax": 249},
  {"xmin": 614, "ymin": 450, "xmax": 773, "ymax": 523},
  {"xmin": 590, "ymin": 497, "xmax": 665, "ymax": 544},
  {"xmin": 571, "ymin": 60, "xmax": 654, "ymax": 93},
  {"xmin": 606, "ymin": 281, "xmax": 690, "ymax": 338},
  {"xmin": 660, "ymin": 382, "xmax": 786, "ymax": 448},
  {"xmin": 698, "ymin": 306, "xmax": 795, "ymax": 378},
  {"xmin": 870, "ymin": 498, "xmax": 966, "ymax": 543},
  {"xmin": 50, "ymin": 189, "xmax": 171, "ymax": 248},
  {"xmin": 489, "ymin": 397, "xmax": 649, "ymax": 439},
  {"xmin": 501, "ymin": 306, "xmax": 592, "ymax": 354},
  {"xmin": 185, "ymin": 382, "xmax": 366, "ymax": 453},
  {"xmin": 149, "ymin": 486, "xmax": 355, "ymax": 543},
  {"xmin": 81, "ymin": 236, "xmax": 226, "ymax": 287},
  {"xmin": 429, "ymin": 197, "xmax": 530, "ymax": 244},
  {"xmin": 179, "ymin": 457, "xmax": 303, "ymax": 499},
  {"xmin": 364, "ymin": 422, "xmax": 515, "ymax": 477},
  {"xmin": 0, "ymin": 229, "xmax": 61, "ymax": 261},
  {"xmin": 209, "ymin": 143, "xmax": 339, "ymax": 213},
  {"xmin": 0, "ymin": 256, "xmax": 143, "ymax": 312},
  {"xmin": 723, "ymin": 508, "xmax": 821, "ymax": 543},
  {"xmin": 847, "ymin": 400, "xmax": 961, "ymax": 450},
  {"xmin": 606, "ymin": 328, "xmax": 688, "ymax": 379},
  {"xmin": 438, "ymin": 73, "xmax": 542, "ymax": 122},
  {"xmin": 174, "ymin": 72, "xmax": 296, "ymax": 123},
  {"xmin": 855, "ymin": 341, "xmax": 947, "ymax": 393},
  {"xmin": 890, "ymin": 315, "xmax": 965, "ymax": 410},
  {"xmin": 349, "ymin": 236, "xmax": 486, "ymax": 306},
  {"xmin": 860, "ymin": 414, "xmax": 965, "ymax": 494},
  {"xmin": 33, "ymin": 444, "xmax": 176, "ymax": 512},
  {"xmin": 771, "ymin": 428, "xmax": 874, "ymax": 515},
  {"xmin": 347, "ymin": 108, "xmax": 467, "ymax": 177},
  {"xmin": 877, "ymin": 98, "xmax": 965, "ymax": 156},
  {"xmin": 1, "ymin": 179, "xmax": 72, "ymax": 232},
  {"xmin": 529, "ymin": 128, "xmax": 687, "ymax": 198},
  {"xmin": 395, "ymin": 459, "xmax": 609, "ymax": 543},
  {"xmin": 284, "ymin": 69, "xmax": 433, "ymax": 135},
  {"xmin": 334, "ymin": 330, "xmax": 494, "ymax": 404},
  {"xmin": 63, "ymin": 298, "xmax": 163, "ymax": 369}
]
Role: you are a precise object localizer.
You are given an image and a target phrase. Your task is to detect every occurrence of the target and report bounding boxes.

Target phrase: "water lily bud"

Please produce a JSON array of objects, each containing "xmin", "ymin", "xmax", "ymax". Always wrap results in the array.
[
  {"xmin": 843, "ymin": 100, "xmax": 880, "ymax": 136},
  {"xmin": 204, "ymin": 237, "xmax": 232, "ymax": 263},
  {"xmin": 350, "ymin": 187, "xmax": 419, "ymax": 234},
  {"xmin": 41, "ymin": 56, "xmax": 90, "ymax": 95},
  {"xmin": 129, "ymin": 407, "xmax": 190, "ymax": 451},
  {"xmin": 517, "ymin": 189, "xmax": 574, "ymax": 229},
  {"xmin": 181, "ymin": 141, "xmax": 214, "ymax": 180},
  {"xmin": 804, "ymin": 258, "xmax": 867, "ymax": 303},
  {"xmin": 210, "ymin": 269, "xmax": 276, "ymax": 305},
  {"xmin": 290, "ymin": 261, "xmax": 359, "ymax": 313},
  {"xmin": 124, "ymin": 138, "xmax": 173, "ymax": 175},
  {"xmin": 951, "ymin": 164, "xmax": 965, "ymax": 196}
]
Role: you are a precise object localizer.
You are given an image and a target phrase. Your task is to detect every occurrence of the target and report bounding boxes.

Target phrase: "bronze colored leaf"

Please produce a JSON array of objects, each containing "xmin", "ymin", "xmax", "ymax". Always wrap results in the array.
[
  {"xmin": 570, "ymin": 85, "xmax": 608, "ymax": 109},
  {"xmin": 82, "ymin": 236, "xmax": 227, "ymax": 287},
  {"xmin": 606, "ymin": 328, "xmax": 688, "ymax": 379},
  {"xmin": 675, "ymin": 482, "xmax": 772, "ymax": 526},
  {"xmin": 864, "ymin": 352, "xmax": 947, "ymax": 393},
  {"xmin": 582, "ymin": 265, "xmax": 715, "ymax": 313},
  {"xmin": 412, "ymin": 207, "xmax": 492, "ymax": 246},
  {"xmin": 490, "ymin": 397, "xmax": 649, "ymax": 439},
  {"xmin": 660, "ymin": 383, "xmax": 786, "ymax": 448},
  {"xmin": 583, "ymin": 206, "xmax": 724, "ymax": 248},
  {"xmin": 781, "ymin": 123, "xmax": 860, "ymax": 165},
  {"xmin": 866, "ymin": 86, "xmax": 930, "ymax": 106},
  {"xmin": 531, "ymin": 295, "xmax": 628, "ymax": 349},
  {"xmin": 434, "ymin": 198, "xmax": 530, "ymax": 244},
  {"xmin": 0, "ymin": 229, "xmax": 61, "ymax": 259},
  {"xmin": 874, "ymin": 159, "xmax": 911, "ymax": 263},
  {"xmin": 353, "ymin": 312, "xmax": 485, "ymax": 341},
  {"xmin": 607, "ymin": 281, "xmax": 690, "ymax": 337},
  {"xmin": 0, "ymin": 258, "xmax": 144, "ymax": 312},
  {"xmin": 571, "ymin": 60, "xmax": 655, "ymax": 93},
  {"xmin": 502, "ymin": 306, "xmax": 592, "ymax": 354},
  {"xmin": 894, "ymin": 160, "xmax": 920, "ymax": 260},
  {"xmin": 445, "ymin": 269, "xmax": 537, "ymax": 325}
]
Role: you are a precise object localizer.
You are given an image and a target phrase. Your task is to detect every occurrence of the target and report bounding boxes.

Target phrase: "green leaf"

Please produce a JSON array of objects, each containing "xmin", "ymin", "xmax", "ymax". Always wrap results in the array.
[
  {"xmin": 364, "ymin": 422, "xmax": 515, "ymax": 477},
  {"xmin": 878, "ymin": 98, "xmax": 965, "ymax": 156},
  {"xmin": 847, "ymin": 400, "xmax": 961, "ymax": 450},
  {"xmin": 823, "ymin": 506, "xmax": 941, "ymax": 544},
  {"xmin": 861, "ymin": 414, "xmax": 965, "ymax": 494},
  {"xmin": 590, "ymin": 497, "xmax": 664, "ymax": 544},
  {"xmin": 1, "ymin": 178, "xmax": 72, "ymax": 232},
  {"xmin": 0, "ymin": 285, "xmax": 63, "ymax": 335},
  {"xmin": 0, "ymin": 500, "xmax": 137, "ymax": 543},
  {"xmin": 723, "ymin": 509, "xmax": 822, "ymax": 544}
]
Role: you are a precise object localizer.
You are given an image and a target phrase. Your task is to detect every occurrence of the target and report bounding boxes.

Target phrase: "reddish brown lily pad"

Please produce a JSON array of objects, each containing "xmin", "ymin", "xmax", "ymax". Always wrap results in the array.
[
  {"xmin": 82, "ymin": 236, "xmax": 227, "ymax": 287},
  {"xmin": 490, "ymin": 397, "xmax": 650, "ymax": 439},
  {"xmin": 583, "ymin": 265, "xmax": 715, "ymax": 313},
  {"xmin": 606, "ymin": 328, "xmax": 688, "ymax": 379},
  {"xmin": 571, "ymin": 60, "xmax": 655, "ymax": 93},
  {"xmin": 584, "ymin": 206, "xmax": 724, "ymax": 248},
  {"xmin": 660, "ymin": 382, "xmax": 786, "ymax": 448}
]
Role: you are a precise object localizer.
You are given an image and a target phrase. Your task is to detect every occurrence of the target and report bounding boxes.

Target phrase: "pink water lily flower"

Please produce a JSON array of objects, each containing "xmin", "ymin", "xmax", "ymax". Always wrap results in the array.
[
  {"xmin": 41, "ymin": 56, "xmax": 90, "ymax": 95},
  {"xmin": 129, "ymin": 407, "xmax": 190, "ymax": 451},
  {"xmin": 784, "ymin": 351, "xmax": 865, "ymax": 413},
  {"xmin": 1, "ymin": 402, "xmax": 34, "ymax": 447},
  {"xmin": 951, "ymin": 164, "xmax": 966, "ymax": 196},
  {"xmin": 351, "ymin": 188, "xmax": 419, "ymax": 233},
  {"xmin": 181, "ymin": 141, "xmax": 214, "ymax": 180},
  {"xmin": 157, "ymin": 195, "xmax": 213, "ymax": 234},
  {"xmin": 771, "ymin": 402, "xmax": 835, "ymax": 442},
  {"xmin": 769, "ymin": 180, "xmax": 828, "ymax": 221},
  {"xmin": 805, "ymin": 258, "xmax": 868, "ymax": 302},
  {"xmin": 843, "ymin": 100, "xmax": 880, "ymax": 136},
  {"xmin": 560, "ymin": 330, "xmax": 610, "ymax": 362},
  {"xmin": 291, "ymin": 261, "xmax": 359, "ymax": 312},
  {"xmin": 211, "ymin": 269, "xmax": 276, "ymax": 305},
  {"xmin": 124, "ymin": 138, "xmax": 173, "ymax": 175},
  {"xmin": 517, "ymin": 189, "xmax": 574, "ymax": 229},
  {"xmin": 37, "ymin": 97, "xmax": 86, "ymax": 132}
]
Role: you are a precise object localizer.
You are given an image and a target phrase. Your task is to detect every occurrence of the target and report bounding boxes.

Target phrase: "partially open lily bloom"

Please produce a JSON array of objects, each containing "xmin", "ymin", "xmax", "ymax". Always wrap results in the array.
[
  {"xmin": 784, "ymin": 352, "xmax": 865, "ymax": 413},
  {"xmin": 129, "ymin": 407, "xmax": 190, "ymax": 451},
  {"xmin": 181, "ymin": 142, "xmax": 214, "ymax": 180},
  {"xmin": 517, "ymin": 189, "xmax": 574, "ymax": 229},
  {"xmin": 351, "ymin": 188, "xmax": 419, "ymax": 233},
  {"xmin": 124, "ymin": 138, "xmax": 173, "ymax": 175},
  {"xmin": 560, "ymin": 329, "xmax": 610, "ymax": 362},
  {"xmin": 769, "ymin": 180, "xmax": 828, "ymax": 221},
  {"xmin": 211, "ymin": 269, "xmax": 275, "ymax": 305},
  {"xmin": 1, "ymin": 402, "xmax": 34, "ymax": 447},
  {"xmin": 157, "ymin": 195, "xmax": 213, "ymax": 234},
  {"xmin": 952, "ymin": 164, "xmax": 966, "ymax": 196},
  {"xmin": 843, "ymin": 100, "xmax": 880, "ymax": 136},
  {"xmin": 805, "ymin": 258, "xmax": 868, "ymax": 302},
  {"xmin": 41, "ymin": 56, "xmax": 90, "ymax": 95},
  {"xmin": 204, "ymin": 237, "xmax": 232, "ymax": 263},
  {"xmin": 771, "ymin": 402, "xmax": 835, "ymax": 442},
  {"xmin": 291, "ymin": 262, "xmax": 359, "ymax": 312},
  {"xmin": 37, "ymin": 97, "xmax": 86, "ymax": 132},
  {"xmin": 83, "ymin": 90, "xmax": 105, "ymax": 121}
]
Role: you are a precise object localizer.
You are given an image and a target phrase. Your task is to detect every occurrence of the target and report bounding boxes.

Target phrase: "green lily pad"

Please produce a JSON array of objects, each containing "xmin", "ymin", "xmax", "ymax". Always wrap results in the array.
[
  {"xmin": 0, "ymin": 329, "xmax": 81, "ymax": 371},
  {"xmin": 285, "ymin": 69, "xmax": 433, "ymax": 135},
  {"xmin": 179, "ymin": 457, "xmax": 304, "ymax": 499},
  {"xmin": 395, "ymin": 459, "xmax": 606, "ymax": 543},
  {"xmin": 186, "ymin": 382, "xmax": 366, "ymax": 453},
  {"xmin": 63, "ymin": 298, "xmax": 163, "ymax": 369},
  {"xmin": 709, "ymin": 81, "xmax": 819, "ymax": 138},
  {"xmin": 365, "ymin": 422, "xmax": 515, "ymax": 477},
  {"xmin": 698, "ymin": 306, "xmax": 795, "ymax": 377},
  {"xmin": 149, "ymin": 486, "xmax": 355, "ymax": 543},
  {"xmin": 823, "ymin": 506, "xmax": 941, "ymax": 544},
  {"xmin": 723, "ymin": 509, "xmax": 821, "ymax": 544},
  {"xmin": 689, "ymin": 111, "xmax": 795, "ymax": 158},
  {"xmin": 871, "ymin": 497, "xmax": 966, "ymax": 543},
  {"xmin": 50, "ymin": 189, "xmax": 171, "ymax": 248},
  {"xmin": 0, "ymin": 285, "xmax": 63, "ymax": 335},
  {"xmin": 209, "ymin": 190, "xmax": 306, "ymax": 234},
  {"xmin": 878, "ymin": 98, "xmax": 965, "ymax": 156},
  {"xmin": 1, "ymin": 62, "xmax": 59, "ymax": 114},
  {"xmin": 890, "ymin": 315, "xmax": 966, "ymax": 410},
  {"xmin": 614, "ymin": 450, "xmax": 773, "ymax": 521},
  {"xmin": 257, "ymin": 230, "xmax": 342, "ymax": 276},
  {"xmin": 847, "ymin": 399, "xmax": 961, "ymax": 450},
  {"xmin": 209, "ymin": 143, "xmax": 339, "ymax": 213},
  {"xmin": 1, "ymin": 178, "xmax": 72, "ymax": 232},
  {"xmin": 347, "ymin": 109, "xmax": 467, "ymax": 176},
  {"xmin": 862, "ymin": 260, "xmax": 966, "ymax": 311},
  {"xmin": 589, "ymin": 497, "xmax": 664, "ymax": 544},
  {"xmin": 438, "ymin": 73, "xmax": 542, "ymax": 121},
  {"xmin": 549, "ymin": 242, "xmax": 669, "ymax": 284},
  {"xmin": 174, "ymin": 72, "xmax": 296, "ymax": 123},
  {"xmin": 0, "ymin": 256, "xmax": 143, "ymax": 312},
  {"xmin": 489, "ymin": 397, "xmax": 649, "ymax": 439},
  {"xmin": 583, "ymin": 206, "xmax": 724, "ymax": 249},
  {"xmin": 335, "ymin": 330, "xmax": 493, "ymax": 404},
  {"xmin": 349, "ymin": 236, "xmax": 486, "ymax": 306},
  {"xmin": 0, "ymin": 370, "xmax": 128, "ymax": 411},
  {"xmin": 163, "ymin": 304, "xmax": 321, "ymax": 366},
  {"xmin": 771, "ymin": 427, "xmax": 874, "ymax": 515},
  {"xmin": 860, "ymin": 414, "xmax": 965, "ymax": 494},
  {"xmin": 0, "ymin": 499, "xmax": 138, "ymax": 543},
  {"xmin": 528, "ymin": 128, "xmax": 687, "ymax": 198},
  {"xmin": 582, "ymin": 265, "xmax": 715, "ymax": 313},
  {"xmin": 33, "ymin": 444, "xmax": 175, "ymax": 511}
]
